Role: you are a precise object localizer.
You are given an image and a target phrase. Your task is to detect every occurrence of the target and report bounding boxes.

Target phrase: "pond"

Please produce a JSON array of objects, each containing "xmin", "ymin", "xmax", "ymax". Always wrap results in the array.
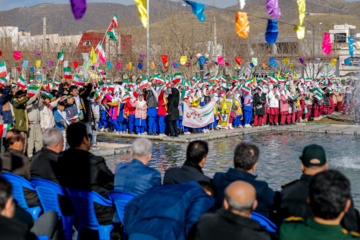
[{"xmin": 99, "ymin": 132, "xmax": 360, "ymax": 207}]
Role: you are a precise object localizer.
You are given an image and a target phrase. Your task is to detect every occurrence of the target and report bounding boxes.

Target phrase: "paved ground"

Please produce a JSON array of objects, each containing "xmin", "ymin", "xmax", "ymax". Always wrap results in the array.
[
  {"xmin": 90, "ymin": 142, "xmax": 131, "ymax": 157},
  {"xmin": 96, "ymin": 122, "xmax": 360, "ymax": 145}
]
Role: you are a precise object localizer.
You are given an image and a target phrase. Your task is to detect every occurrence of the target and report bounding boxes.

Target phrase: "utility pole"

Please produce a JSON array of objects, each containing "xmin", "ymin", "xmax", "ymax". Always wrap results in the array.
[{"xmin": 42, "ymin": 17, "xmax": 47, "ymax": 80}]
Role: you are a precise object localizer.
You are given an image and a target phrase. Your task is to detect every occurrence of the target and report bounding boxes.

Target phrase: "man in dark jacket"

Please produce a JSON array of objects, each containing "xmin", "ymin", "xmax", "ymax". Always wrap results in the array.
[
  {"xmin": 124, "ymin": 181, "xmax": 215, "ymax": 240},
  {"xmin": 145, "ymin": 85, "xmax": 158, "ymax": 135},
  {"xmin": 30, "ymin": 128, "xmax": 64, "ymax": 184},
  {"xmin": 164, "ymin": 140, "xmax": 211, "ymax": 184},
  {"xmin": 58, "ymin": 122, "xmax": 114, "ymax": 224},
  {"xmin": 167, "ymin": 87, "xmax": 180, "ymax": 137},
  {"xmin": 1, "ymin": 129, "xmax": 38, "ymax": 207},
  {"xmin": 195, "ymin": 181, "xmax": 272, "ymax": 240},
  {"xmin": 213, "ymin": 142, "xmax": 274, "ymax": 217},
  {"xmin": 278, "ymin": 144, "xmax": 360, "ymax": 231}
]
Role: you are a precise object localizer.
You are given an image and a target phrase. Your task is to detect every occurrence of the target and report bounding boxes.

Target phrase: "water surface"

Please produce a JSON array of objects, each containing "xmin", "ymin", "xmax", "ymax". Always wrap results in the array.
[{"xmin": 100, "ymin": 132, "xmax": 360, "ymax": 206}]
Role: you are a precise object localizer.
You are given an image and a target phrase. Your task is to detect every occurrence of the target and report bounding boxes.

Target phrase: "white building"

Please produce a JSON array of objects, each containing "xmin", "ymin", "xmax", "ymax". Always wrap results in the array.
[{"xmin": 330, "ymin": 24, "xmax": 360, "ymax": 77}]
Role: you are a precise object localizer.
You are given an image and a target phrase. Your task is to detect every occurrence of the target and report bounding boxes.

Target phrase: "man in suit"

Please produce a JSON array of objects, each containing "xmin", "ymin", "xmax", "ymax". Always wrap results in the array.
[
  {"xmin": 114, "ymin": 138, "xmax": 161, "ymax": 195},
  {"xmin": 164, "ymin": 140, "xmax": 211, "ymax": 185}
]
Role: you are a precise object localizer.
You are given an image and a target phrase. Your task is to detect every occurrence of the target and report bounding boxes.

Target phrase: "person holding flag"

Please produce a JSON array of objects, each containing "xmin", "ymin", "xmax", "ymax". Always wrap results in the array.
[
  {"xmin": 134, "ymin": 94, "xmax": 148, "ymax": 135},
  {"xmin": 54, "ymin": 101, "xmax": 68, "ymax": 150},
  {"xmin": 89, "ymin": 91, "xmax": 101, "ymax": 149}
]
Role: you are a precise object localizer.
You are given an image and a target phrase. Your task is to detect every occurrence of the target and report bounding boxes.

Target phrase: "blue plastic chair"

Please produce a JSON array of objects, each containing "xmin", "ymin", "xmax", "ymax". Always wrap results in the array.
[
  {"xmin": 1, "ymin": 172, "xmax": 42, "ymax": 220},
  {"xmin": 30, "ymin": 178, "xmax": 75, "ymax": 240},
  {"xmin": 251, "ymin": 212, "xmax": 277, "ymax": 233},
  {"xmin": 66, "ymin": 188, "xmax": 114, "ymax": 240},
  {"xmin": 108, "ymin": 190, "xmax": 136, "ymax": 228},
  {"xmin": 37, "ymin": 236, "xmax": 49, "ymax": 240}
]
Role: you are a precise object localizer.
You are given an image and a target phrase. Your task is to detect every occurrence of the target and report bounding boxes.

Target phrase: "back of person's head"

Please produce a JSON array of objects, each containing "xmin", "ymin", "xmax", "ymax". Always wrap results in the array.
[
  {"xmin": 4, "ymin": 129, "xmax": 22, "ymax": 151},
  {"xmin": 233, "ymin": 142, "xmax": 259, "ymax": 171},
  {"xmin": 198, "ymin": 181, "xmax": 216, "ymax": 196},
  {"xmin": 300, "ymin": 144, "xmax": 328, "ymax": 174},
  {"xmin": 186, "ymin": 140, "xmax": 208, "ymax": 165},
  {"xmin": 66, "ymin": 122, "xmax": 88, "ymax": 148},
  {"xmin": 43, "ymin": 128, "xmax": 64, "ymax": 153},
  {"xmin": 224, "ymin": 181, "xmax": 257, "ymax": 216},
  {"xmin": 309, "ymin": 170, "xmax": 351, "ymax": 220},
  {"xmin": 131, "ymin": 138, "xmax": 152, "ymax": 163},
  {"xmin": 0, "ymin": 177, "xmax": 14, "ymax": 218}
]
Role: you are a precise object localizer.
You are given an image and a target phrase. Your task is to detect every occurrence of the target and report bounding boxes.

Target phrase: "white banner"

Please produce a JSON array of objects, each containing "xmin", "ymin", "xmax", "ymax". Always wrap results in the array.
[{"xmin": 183, "ymin": 100, "xmax": 215, "ymax": 128}]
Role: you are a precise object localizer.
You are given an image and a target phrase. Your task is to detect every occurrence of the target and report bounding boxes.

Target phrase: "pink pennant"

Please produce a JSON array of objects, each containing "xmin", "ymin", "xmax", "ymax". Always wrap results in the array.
[
  {"xmin": 16, "ymin": 67, "xmax": 21, "ymax": 72},
  {"xmin": 322, "ymin": 32, "xmax": 332, "ymax": 55},
  {"xmin": 225, "ymin": 62, "xmax": 229, "ymax": 67},
  {"xmin": 218, "ymin": 56, "xmax": 224, "ymax": 65},
  {"xmin": 96, "ymin": 62, "xmax": 100, "ymax": 68},
  {"xmin": 13, "ymin": 51, "xmax": 21, "ymax": 61},
  {"xmin": 117, "ymin": 62, "xmax": 121, "ymax": 69}
]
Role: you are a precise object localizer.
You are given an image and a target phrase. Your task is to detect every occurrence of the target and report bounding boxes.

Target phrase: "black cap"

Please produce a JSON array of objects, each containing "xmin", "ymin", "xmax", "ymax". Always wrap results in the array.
[{"xmin": 300, "ymin": 144, "xmax": 327, "ymax": 167}]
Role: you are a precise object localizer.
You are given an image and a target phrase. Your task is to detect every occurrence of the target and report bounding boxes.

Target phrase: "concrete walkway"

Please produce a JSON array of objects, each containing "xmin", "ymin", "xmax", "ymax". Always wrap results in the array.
[
  {"xmin": 97, "ymin": 123, "xmax": 360, "ymax": 144},
  {"xmin": 90, "ymin": 142, "xmax": 131, "ymax": 157}
]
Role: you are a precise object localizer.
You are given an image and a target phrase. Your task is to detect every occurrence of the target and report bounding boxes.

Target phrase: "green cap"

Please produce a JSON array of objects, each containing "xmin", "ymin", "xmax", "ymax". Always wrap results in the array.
[{"xmin": 300, "ymin": 144, "xmax": 327, "ymax": 167}]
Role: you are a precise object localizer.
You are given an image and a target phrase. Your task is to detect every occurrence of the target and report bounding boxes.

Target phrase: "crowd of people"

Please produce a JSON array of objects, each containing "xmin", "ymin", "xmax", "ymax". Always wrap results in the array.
[{"xmin": 0, "ymin": 119, "xmax": 359, "ymax": 239}]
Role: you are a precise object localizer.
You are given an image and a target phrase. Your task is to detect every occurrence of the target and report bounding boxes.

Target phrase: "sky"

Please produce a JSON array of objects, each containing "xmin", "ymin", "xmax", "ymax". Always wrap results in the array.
[{"xmin": 0, "ymin": 0, "xmax": 359, "ymax": 11}]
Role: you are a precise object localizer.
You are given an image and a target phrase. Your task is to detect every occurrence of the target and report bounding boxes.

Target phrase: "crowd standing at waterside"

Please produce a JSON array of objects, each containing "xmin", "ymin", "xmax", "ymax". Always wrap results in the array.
[{"xmin": 0, "ymin": 71, "xmax": 359, "ymax": 239}]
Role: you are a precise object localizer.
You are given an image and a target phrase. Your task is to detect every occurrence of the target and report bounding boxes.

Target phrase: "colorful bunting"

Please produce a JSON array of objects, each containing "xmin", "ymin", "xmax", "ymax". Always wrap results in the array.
[
  {"xmin": 162, "ymin": 55, "xmax": 168, "ymax": 66},
  {"xmin": 13, "ymin": 51, "xmax": 21, "ymax": 60},
  {"xmin": 266, "ymin": 0, "xmax": 281, "ymax": 19},
  {"xmin": 151, "ymin": 62, "xmax": 155, "ymax": 69},
  {"xmin": 218, "ymin": 57, "xmax": 224, "ymax": 65},
  {"xmin": 252, "ymin": 58, "xmax": 258, "ymax": 66},
  {"xmin": 283, "ymin": 58, "xmax": 289, "ymax": 64},
  {"xmin": 235, "ymin": 57, "xmax": 242, "ymax": 65},
  {"xmin": 107, "ymin": 62, "xmax": 111, "ymax": 69},
  {"xmin": 322, "ymin": 33, "xmax": 331, "ymax": 55},
  {"xmin": 294, "ymin": 0, "xmax": 306, "ymax": 40},
  {"xmin": 180, "ymin": 56, "xmax": 187, "ymax": 65},
  {"xmin": 269, "ymin": 58, "xmax": 275, "ymax": 66},
  {"xmin": 265, "ymin": 19, "xmax": 278, "ymax": 45},
  {"xmin": 184, "ymin": 0, "xmax": 206, "ymax": 22},
  {"xmin": 134, "ymin": 0, "xmax": 148, "ymax": 28},
  {"xmin": 138, "ymin": 62, "xmax": 143, "ymax": 70},
  {"xmin": 74, "ymin": 61, "xmax": 78, "ymax": 69},
  {"xmin": 199, "ymin": 56, "xmax": 206, "ymax": 66},
  {"xmin": 239, "ymin": 0, "xmax": 245, "ymax": 9},
  {"xmin": 89, "ymin": 47, "xmax": 97, "ymax": 64},
  {"xmin": 70, "ymin": 0, "xmax": 87, "ymax": 20},
  {"xmin": 117, "ymin": 62, "xmax": 121, "ymax": 69},
  {"xmin": 235, "ymin": 12, "xmax": 250, "ymax": 38},
  {"xmin": 23, "ymin": 60, "xmax": 28, "ymax": 68},
  {"xmin": 49, "ymin": 60, "xmax": 54, "ymax": 67},
  {"xmin": 36, "ymin": 60, "xmax": 41, "ymax": 68},
  {"xmin": 331, "ymin": 59, "xmax": 337, "ymax": 66}
]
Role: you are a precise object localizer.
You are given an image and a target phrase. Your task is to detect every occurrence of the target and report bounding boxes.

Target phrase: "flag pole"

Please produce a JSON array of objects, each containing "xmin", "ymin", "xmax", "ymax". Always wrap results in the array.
[
  {"xmin": 52, "ymin": 59, "xmax": 60, "ymax": 81},
  {"xmin": 146, "ymin": 0, "xmax": 150, "ymax": 77}
]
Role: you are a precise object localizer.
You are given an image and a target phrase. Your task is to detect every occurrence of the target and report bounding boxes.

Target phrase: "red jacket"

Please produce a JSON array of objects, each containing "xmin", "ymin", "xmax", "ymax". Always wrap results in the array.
[
  {"xmin": 157, "ymin": 90, "xmax": 167, "ymax": 116},
  {"xmin": 127, "ymin": 100, "xmax": 136, "ymax": 115}
]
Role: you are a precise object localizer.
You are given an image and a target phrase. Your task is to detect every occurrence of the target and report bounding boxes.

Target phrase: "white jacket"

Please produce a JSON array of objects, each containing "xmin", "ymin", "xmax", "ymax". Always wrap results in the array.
[
  {"xmin": 40, "ymin": 98, "xmax": 61, "ymax": 130},
  {"xmin": 268, "ymin": 91, "xmax": 279, "ymax": 108}
]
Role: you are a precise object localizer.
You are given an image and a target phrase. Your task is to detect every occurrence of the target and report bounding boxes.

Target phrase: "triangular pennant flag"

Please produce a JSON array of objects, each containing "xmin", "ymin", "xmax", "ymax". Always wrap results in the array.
[
  {"xmin": 184, "ymin": 0, "xmax": 206, "ymax": 22},
  {"xmin": 70, "ymin": 0, "xmax": 87, "ymax": 20},
  {"xmin": 322, "ymin": 32, "xmax": 332, "ymax": 55},
  {"xmin": 235, "ymin": 12, "xmax": 250, "ymax": 38},
  {"xmin": 265, "ymin": 19, "xmax": 278, "ymax": 45},
  {"xmin": 266, "ymin": 0, "xmax": 281, "ymax": 19}
]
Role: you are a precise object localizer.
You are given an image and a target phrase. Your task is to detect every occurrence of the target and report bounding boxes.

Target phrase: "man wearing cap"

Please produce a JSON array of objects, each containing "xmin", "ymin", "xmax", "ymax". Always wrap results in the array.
[{"xmin": 278, "ymin": 144, "xmax": 360, "ymax": 232}]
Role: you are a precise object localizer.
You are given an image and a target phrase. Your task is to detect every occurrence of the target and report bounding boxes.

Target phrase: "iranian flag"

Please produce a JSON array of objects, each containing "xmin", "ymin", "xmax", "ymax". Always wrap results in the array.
[
  {"xmin": 69, "ymin": 112, "xmax": 82, "ymax": 121},
  {"xmin": 315, "ymin": 92, "xmax": 323, "ymax": 100},
  {"xmin": 94, "ymin": 88, "xmax": 100, "ymax": 101},
  {"xmin": 240, "ymin": 85, "xmax": 250, "ymax": 94},
  {"xmin": 220, "ymin": 76, "xmax": 227, "ymax": 83},
  {"xmin": 73, "ymin": 75, "xmax": 85, "ymax": 86},
  {"xmin": 139, "ymin": 77, "xmax": 149, "ymax": 89},
  {"xmin": 29, "ymin": 78, "xmax": 34, "ymax": 84},
  {"xmin": 0, "ymin": 62, "xmax": 7, "ymax": 77},
  {"xmin": 278, "ymin": 78, "xmax": 286, "ymax": 84},
  {"xmin": 98, "ymin": 81, "xmax": 106, "ymax": 91},
  {"xmin": 0, "ymin": 77, "xmax": 6, "ymax": 87},
  {"xmin": 46, "ymin": 82, "xmax": 54, "ymax": 91},
  {"xmin": 122, "ymin": 92, "xmax": 130, "ymax": 102},
  {"xmin": 27, "ymin": 85, "xmax": 38, "ymax": 97},
  {"xmin": 153, "ymin": 73, "xmax": 162, "ymax": 83},
  {"xmin": 173, "ymin": 73, "xmax": 182, "ymax": 84},
  {"xmin": 106, "ymin": 24, "xmax": 116, "ymax": 42},
  {"xmin": 328, "ymin": 74, "xmax": 335, "ymax": 80},
  {"xmin": 112, "ymin": 14, "xmax": 118, "ymax": 28},
  {"xmin": 261, "ymin": 78, "xmax": 269, "ymax": 84},
  {"xmin": 0, "ymin": 123, "xmax": 10, "ymax": 138},
  {"xmin": 55, "ymin": 79, "xmax": 61, "ymax": 86},
  {"xmin": 98, "ymin": 68, "xmax": 105, "ymax": 75},
  {"xmin": 245, "ymin": 78, "xmax": 252, "ymax": 87},
  {"xmin": 58, "ymin": 49, "xmax": 64, "ymax": 62},
  {"xmin": 95, "ymin": 42, "xmax": 106, "ymax": 63},
  {"xmin": 267, "ymin": 75, "xmax": 277, "ymax": 83},
  {"xmin": 64, "ymin": 67, "xmax": 72, "ymax": 79},
  {"xmin": 217, "ymin": 113, "xmax": 226, "ymax": 122},
  {"xmin": 305, "ymin": 78, "xmax": 313, "ymax": 83},
  {"xmin": 17, "ymin": 76, "xmax": 27, "ymax": 89}
]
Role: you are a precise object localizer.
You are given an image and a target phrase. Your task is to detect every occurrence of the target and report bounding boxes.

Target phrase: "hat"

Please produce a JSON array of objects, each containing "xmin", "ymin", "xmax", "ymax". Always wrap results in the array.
[{"xmin": 300, "ymin": 144, "xmax": 327, "ymax": 167}]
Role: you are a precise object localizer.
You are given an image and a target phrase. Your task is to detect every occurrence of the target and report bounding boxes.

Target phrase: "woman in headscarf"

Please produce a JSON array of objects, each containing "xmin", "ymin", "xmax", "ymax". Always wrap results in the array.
[
  {"xmin": 167, "ymin": 87, "xmax": 180, "ymax": 137},
  {"xmin": 134, "ymin": 94, "xmax": 147, "ymax": 135}
]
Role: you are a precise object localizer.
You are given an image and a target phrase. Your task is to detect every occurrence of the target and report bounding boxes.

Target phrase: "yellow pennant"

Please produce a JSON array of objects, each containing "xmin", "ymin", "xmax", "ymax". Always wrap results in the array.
[
  {"xmin": 294, "ymin": 71, "xmax": 298, "ymax": 78},
  {"xmin": 277, "ymin": 72, "xmax": 281, "ymax": 79},
  {"xmin": 331, "ymin": 59, "xmax": 337, "ymax": 66},
  {"xmin": 294, "ymin": 25, "xmax": 305, "ymax": 40},
  {"xmin": 283, "ymin": 58, "xmax": 289, "ymax": 64},
  {"xmin": 180, "ymin": 56, "xmax": 187, "ymax": 65},
  {"xmin": 36, "ymin": 60, "xmax": 41, "ymax": 68},
  {"xmin": 134, "ymin": 0, "xmax": 148, "ymax": 28},
  {"xmin": 297, "ymin": 0, "xmax": 306, "ymax": 26},
  {"xmin": 89, "ymin": 47, "xmax": 97, "ymax": 64},
  {"xmin": 289, "ymin": 63, "xmax": 294, "ymax": 68}
]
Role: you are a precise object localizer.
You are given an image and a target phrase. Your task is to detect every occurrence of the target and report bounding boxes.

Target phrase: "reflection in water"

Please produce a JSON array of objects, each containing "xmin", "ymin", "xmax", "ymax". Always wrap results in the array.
[{"xmin": 100, "ymin": 133, "xmax": 360, "ymax": 206}]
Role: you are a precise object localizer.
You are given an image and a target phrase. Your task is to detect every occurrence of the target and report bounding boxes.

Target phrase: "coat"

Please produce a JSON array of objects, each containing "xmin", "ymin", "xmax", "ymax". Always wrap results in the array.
[
  {"xmin": 39, "ymin": 99, "xmax": 60, "ymax": 130},
  {"xmin": 30, "ymin": 147, "xmax": 61, "ymax": 184},
  {"xmin": 213, "ymin": 168, "xmax": 275, "ymax": 217},
  {"xmin": 157, "ymin": 90, "xmax": 167, "ymax": 116},
  {"xmin": 0, "ymin": 215, "xmax": 37, "ymax": 240},
  {"xmin": 280, "ymin": 94, "xmax": 289, "ymax": 113},
  {"xmin": 167, "ymin": 88, "xmax": 180, "ymax": 121},
  {"xmin": 79, "ymin": 83, "xmax": 93, "ymax": 123},
  {"xmin": 268, "ymin": 91, "xmax": 279, "ymax": 108},
  {"xmin": 145, "ymin": 88, "xmax": 159, "ymax": 109},
  {"xmin": 26, "ymin": 90, "xmax": 41, "ymax": 125},
  {"xmin": 58, "ymin": 148, "xmax": 114, "ymax": 224},
  {"xmin": 124, "ymin": 181, "xmax": 215, "ymax": 240},
  {"xmin": 134, "ymin": 102, "xmax": 147, "ymax": 119},
  {"xmin": 195, "ymin": 209, "xmax": 271, "ymax": 240},
  {"xmin": 253, "ymin": 92, "xmax": 266, "ymax": 115},
  {"xmin": 164, "ymin": 162, "xmax": 211, "ymax": 185},
  {"xmin": 13, "ymin": 97, "xmax": 30, "ymax": 132},
  {"xmin": 127, "ymin": 99, "xmax": 136, "ymax": 115}
]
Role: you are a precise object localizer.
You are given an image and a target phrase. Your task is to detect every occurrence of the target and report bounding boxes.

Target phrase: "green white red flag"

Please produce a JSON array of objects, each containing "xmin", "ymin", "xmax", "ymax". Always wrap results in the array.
[
  {"xmin": 0, "ymin": 62, "xmax": 7, "ymax": 77},
  {"xmin": 17, "ymin": 76, "xmax": 27, "ymax": 89},
  {"xmin": 0, "ymin": 123, "xmax": 10, "ymax": 138},
  {"xmin": 64, "ymin": 67, "xmax": 72, "ymax": 79}
]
